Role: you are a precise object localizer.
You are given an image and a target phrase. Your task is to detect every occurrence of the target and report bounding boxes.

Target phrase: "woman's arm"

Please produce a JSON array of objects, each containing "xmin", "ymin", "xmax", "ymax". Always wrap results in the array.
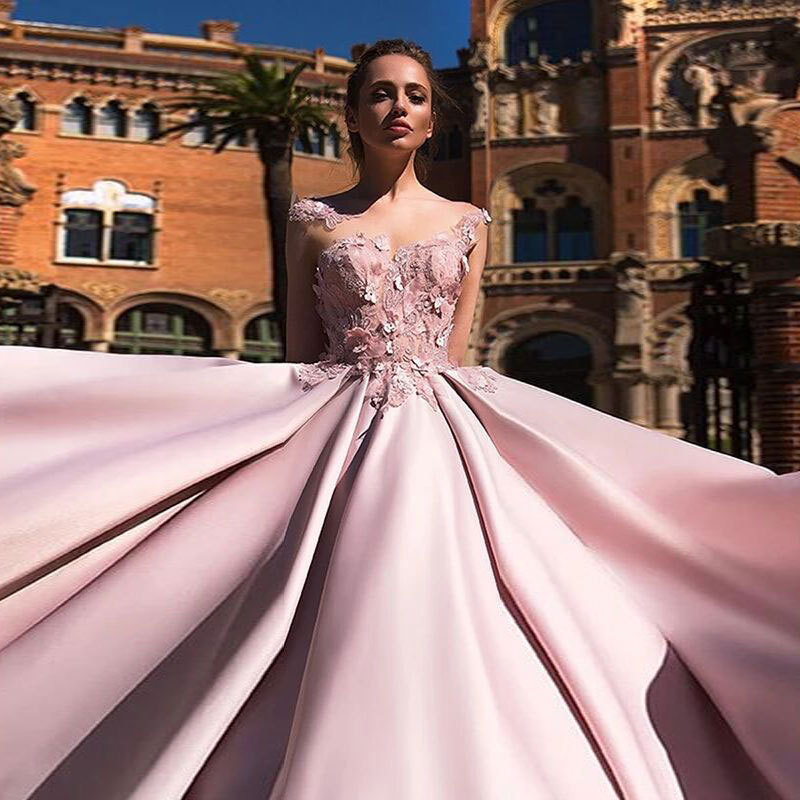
[
  {"xmin": 447, "ymin": 217, "xmax": 489, "ymax": 367},
  {"xmin": 285, "ymin": 217, "xmax": 327, "ymax": 364}
]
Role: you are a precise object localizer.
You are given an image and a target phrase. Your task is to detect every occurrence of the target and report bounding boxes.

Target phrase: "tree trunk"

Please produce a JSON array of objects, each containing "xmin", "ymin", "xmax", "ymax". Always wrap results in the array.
[{"xmin": 256, "ymin": 128, "xmax": 294, "ymax": 357}]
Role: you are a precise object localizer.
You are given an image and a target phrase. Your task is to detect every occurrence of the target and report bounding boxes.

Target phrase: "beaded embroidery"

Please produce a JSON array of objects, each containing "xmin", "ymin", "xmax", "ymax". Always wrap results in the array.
[{"xmin": 288, "ymin": 196, "xmax": 498, "ymax": 414}]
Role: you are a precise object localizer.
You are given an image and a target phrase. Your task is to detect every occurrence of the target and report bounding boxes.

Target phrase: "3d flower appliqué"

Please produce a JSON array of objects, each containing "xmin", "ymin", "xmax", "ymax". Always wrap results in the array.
[{"xmin": 289, "ymin": 197, "xmax": 498, "ymax": 414}]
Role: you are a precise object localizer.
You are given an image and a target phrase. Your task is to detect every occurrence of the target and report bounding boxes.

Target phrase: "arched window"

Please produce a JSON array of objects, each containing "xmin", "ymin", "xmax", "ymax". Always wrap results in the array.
[
  {"xmin": 96, "ymin": 100, "xmax": 127, "ymax": 138},
  {"xmin": 112, "ymin": 303, "xmax": 212, "ymax": 355},
  {"xmin": 12, "ymin": 92, "xmax": 36, "ymax": 131},
  {"xmin": 61, "ymin": 97, "xmax": 92, "ymax": 135},
  {"xmin": 241, "ymin": 313, "xmax": 283, "ymax": 362},
  {"xmin": 64, "ymin": 209, "xmax": 103, "ymax": 258},
  {"xmin": 503, "ymin": 331, "xmax": 594, "ymax": 406},
  {"xmin": 505, "ymin": 0, "xmax": 593, "ymax": 65},
  {"xmin": 60, "ymin": 179, "xmax": 156, "ymax": 265},
  {"xmin": 555, "ymin": 195, "xmax": 594, "ymax": 259},
  {"xmin": 131, "ymin": 103, "xmax": 160, "ymax": 141},
  {"xmin": 678, "ymin": 188, "xmax": 725, "ymax": 258}
]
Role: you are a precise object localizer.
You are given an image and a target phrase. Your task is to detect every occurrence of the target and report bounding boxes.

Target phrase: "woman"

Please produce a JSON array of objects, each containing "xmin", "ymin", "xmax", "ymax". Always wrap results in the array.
[{"xmin": 1, "ymin": 39, "xmax": 798, "ymax": 800}]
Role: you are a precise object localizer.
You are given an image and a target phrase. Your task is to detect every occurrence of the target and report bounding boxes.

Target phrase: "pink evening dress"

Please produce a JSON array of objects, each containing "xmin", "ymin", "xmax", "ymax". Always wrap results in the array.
[{"xmin": 0, "ymin": 196, "xmax": 798, "ymax": 800}]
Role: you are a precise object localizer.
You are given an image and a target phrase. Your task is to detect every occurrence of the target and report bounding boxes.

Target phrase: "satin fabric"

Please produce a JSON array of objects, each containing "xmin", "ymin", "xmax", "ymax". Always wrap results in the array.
[{"xmin": 0, "ymin": 345, "xmax": 797, "ymax": 799}]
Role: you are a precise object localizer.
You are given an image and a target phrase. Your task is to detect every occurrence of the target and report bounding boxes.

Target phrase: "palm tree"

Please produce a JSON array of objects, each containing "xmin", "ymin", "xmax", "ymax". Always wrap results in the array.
[{"xmin": 153, "ymin": 53, "xmax": 337, "ymax": 352}]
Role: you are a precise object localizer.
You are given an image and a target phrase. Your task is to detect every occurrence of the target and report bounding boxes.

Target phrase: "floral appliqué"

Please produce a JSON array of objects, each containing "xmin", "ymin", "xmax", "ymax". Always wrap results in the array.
[{"xmin": 288, "ymin": 197, "xmax": 498, "ymax": 414}]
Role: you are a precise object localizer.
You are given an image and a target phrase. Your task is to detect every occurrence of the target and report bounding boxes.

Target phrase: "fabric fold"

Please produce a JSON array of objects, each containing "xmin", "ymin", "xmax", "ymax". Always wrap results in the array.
[
  {"xmin": 1, "ymin": 341, "xmax": 797, "ymax": 800},
  {"xmin": 0, "ymin": 346, "xmax": 369, "ymax": 800},
  {"xmin": 0, "ymin": 346, "xmax": 356, "ymax": 600},
  {"xmin": 440, "ymin": 367, "xmax": 800, "ymax": 799}
]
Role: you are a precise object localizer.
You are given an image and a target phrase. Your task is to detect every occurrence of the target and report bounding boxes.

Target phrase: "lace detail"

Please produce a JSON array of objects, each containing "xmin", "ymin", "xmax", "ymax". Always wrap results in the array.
[
  {"xmin": 456, "ymin": 365, "xmax": 500, "ymax": 394},
  {"xmin": 289, "ymin": 197, "xmax": 497, "ymax": 414},
  {"xmin": 288, "ymin": 197, "xmax": 354, "ymax": 231}
]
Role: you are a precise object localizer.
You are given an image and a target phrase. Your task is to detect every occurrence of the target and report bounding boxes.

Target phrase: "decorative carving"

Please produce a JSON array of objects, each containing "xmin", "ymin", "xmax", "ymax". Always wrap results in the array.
[
  {"xmin": 0, "ymin": 138, "xmax": 35, "ymax": 206},
  {"xmin": 682, "ymin": 57, "xmax": 719, "ymax": 128},
  {"xmin": 706, "ymin": 84, "xmax": 781, "ymax": 160},
  {"xmin": 612, "ymin": 255, "xmax": 651, "ymax": 371},
  {"xmin": 705, "ymin": 222, "xmax": 800, "ymax": 261},
  {"xmin": 608, "ymin": 0, "xmax": 642, "ymax": 48},
  {"xmin": 81, "ymin": 281, "xmax": 127, "ymax": 304},
  {"xmin": 494, "ymin": 91, "xmax": 521, "ymax": 138},
  {"xmin": 0, "ymin": 91, "xmax": 36, "ymax": 207},
  {"xmin": 208, "ymin": 287, "xmax": 253, "ymax": 310},
  {"xmin": 654, "ymin": 35, "xmax": 783, "ymax": 130},
  {"xmin": 466, "ymin": 38, "xmax": 491, "ymax": 138},
  {"xmin": 644, "ymin": 0, "xmax": 800, "ymax": 25},
  {"xmin": 0, "ymin": 268, "xmax": 41, "ymax": 292},
  {"xmin": 531, "ymin": 80, "xmax": 560, "ymax": 134},
  {"xmin": 61, "ymin": 178, "xmax": 155, "ymax": 212},
  {"xmin": 470, "ymin": 71, "xmax": 489, "ymax": 137},
  {"xmin": 0, "ymin": 91, "xmax": 23, "ymax": 135}
]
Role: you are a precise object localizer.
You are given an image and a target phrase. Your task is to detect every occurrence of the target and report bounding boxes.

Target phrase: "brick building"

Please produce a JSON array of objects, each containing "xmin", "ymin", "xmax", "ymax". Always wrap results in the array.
[{"xmin": 1, "ymin": 0, "xmax": 799, "ymax": 470}]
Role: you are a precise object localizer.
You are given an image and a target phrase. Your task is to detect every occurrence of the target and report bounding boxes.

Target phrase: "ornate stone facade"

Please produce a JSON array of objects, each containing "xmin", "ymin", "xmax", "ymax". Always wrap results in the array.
[{"xmin": 456, "ymin": 0, "xmax": 800, "ymax": 470}]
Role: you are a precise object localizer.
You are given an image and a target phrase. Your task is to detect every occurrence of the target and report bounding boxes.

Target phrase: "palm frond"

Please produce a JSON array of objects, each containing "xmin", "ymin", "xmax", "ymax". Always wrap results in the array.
[{"xmin": 149, "ymin": 51, "xmax": 339, "ymax": 154}]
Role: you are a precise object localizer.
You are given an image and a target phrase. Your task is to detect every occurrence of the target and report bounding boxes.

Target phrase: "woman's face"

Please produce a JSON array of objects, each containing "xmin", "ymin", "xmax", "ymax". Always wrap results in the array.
[{"xmin": 347, "ymin": 54, "xmax": 434, "ymax": 156}]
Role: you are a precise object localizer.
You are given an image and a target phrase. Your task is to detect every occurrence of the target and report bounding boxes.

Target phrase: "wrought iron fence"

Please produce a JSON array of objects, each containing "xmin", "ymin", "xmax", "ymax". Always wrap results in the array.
[{"xmin": 681, "ymin": 259, "xmax": 755, "ymax": 460}]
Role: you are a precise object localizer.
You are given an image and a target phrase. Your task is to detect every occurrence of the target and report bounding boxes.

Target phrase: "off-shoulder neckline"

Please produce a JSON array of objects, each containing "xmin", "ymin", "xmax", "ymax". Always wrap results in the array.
[{"xmin": 296, "ymin": 195, "xmax": 487, "ymax": 222}]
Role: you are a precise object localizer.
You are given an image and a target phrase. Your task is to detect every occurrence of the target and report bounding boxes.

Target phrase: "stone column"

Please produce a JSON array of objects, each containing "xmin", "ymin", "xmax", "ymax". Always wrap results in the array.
[
  {"xmin": 611, "ymin": 254, "xmax": 652, "ymax": 425},
  {"xmin": 654, "ymin": 375, "xmax": 687, "ymax": 438}
]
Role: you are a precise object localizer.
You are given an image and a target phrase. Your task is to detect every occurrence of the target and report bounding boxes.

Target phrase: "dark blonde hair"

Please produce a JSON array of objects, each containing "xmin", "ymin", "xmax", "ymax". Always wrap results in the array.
[{"xmin": 344, "ymin": 39, "xmax": 462, "ymax": 182}]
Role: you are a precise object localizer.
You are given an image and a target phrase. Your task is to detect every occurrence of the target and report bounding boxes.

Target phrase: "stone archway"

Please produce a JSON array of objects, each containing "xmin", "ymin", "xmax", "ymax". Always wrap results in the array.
[
  {"xmin": 476, "ymin": 304, "xmax": 616, "ymax": 412},
  {"xmin": 647, "ymin": 153, "xmax": 726, "ymax": 260},
  {"xmin": 505, "ymin": 330, "xmax": 594, "ymax": 406},
  {"xmin": 107, "ymin": 291, "xmax": 235, "ymax": 354},
  {"xmin": 490, "ymin": 161, "xmax": 612, "ymax": 264}
]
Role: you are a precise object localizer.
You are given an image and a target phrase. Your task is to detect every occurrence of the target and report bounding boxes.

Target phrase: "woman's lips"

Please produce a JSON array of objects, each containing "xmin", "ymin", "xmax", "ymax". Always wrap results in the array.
[{"xmin": 386, "ymin": 125, "xmax": 412, "ymax": 134}]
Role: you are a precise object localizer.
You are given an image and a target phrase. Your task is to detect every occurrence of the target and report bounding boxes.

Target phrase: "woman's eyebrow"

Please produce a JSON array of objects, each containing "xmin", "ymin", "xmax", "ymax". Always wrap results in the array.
[{"xmin": 368, "ymin": 80, "xmax": 428, "ymax": 92}]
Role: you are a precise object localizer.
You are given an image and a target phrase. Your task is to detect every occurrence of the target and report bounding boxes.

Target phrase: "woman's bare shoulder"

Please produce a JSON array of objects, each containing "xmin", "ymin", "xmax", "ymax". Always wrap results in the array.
[{"xmin": 418, "ymin": 193, "xmax": 478, "ymax": 221}]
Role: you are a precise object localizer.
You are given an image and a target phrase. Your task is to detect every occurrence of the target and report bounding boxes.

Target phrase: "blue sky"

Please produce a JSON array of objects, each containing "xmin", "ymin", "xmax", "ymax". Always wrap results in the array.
[{"xmin": 16, "ymin": 0, "xmax": 471, "ymax": 69}]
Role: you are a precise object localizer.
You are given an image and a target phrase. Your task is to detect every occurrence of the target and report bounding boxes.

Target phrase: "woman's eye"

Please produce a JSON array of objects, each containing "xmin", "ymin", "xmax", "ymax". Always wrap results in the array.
[{"xmin": 373, "ymin": 91, "xmax": 426, "ymax": 104}]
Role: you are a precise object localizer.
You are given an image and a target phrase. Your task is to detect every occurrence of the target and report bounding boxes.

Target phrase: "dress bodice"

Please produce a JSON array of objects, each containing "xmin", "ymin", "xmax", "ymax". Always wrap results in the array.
[{"xmin": 287, "ymin": 196, "xmax": 498, "ymax": 414}]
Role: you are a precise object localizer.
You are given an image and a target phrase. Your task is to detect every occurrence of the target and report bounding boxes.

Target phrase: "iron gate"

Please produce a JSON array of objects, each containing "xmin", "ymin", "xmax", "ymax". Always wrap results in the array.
[{"xmin": 682, "ymin": 259, "xmax": 755, "ymax": 460}]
